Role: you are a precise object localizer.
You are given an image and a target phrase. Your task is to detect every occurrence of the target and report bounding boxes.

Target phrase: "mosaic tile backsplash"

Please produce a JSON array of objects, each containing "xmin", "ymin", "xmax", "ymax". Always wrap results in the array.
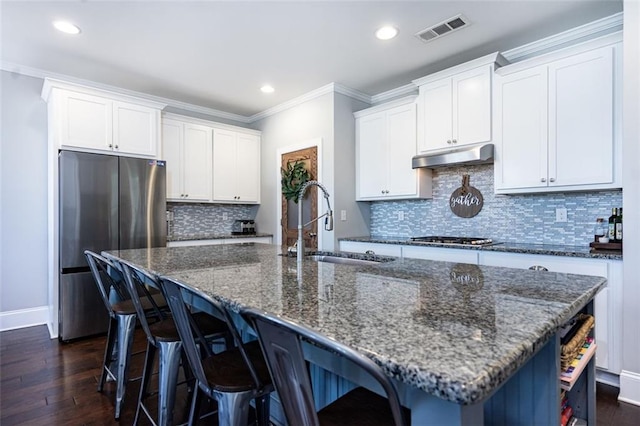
[
  {"xmin": 167, "ymin": 203, "xmax": 258, "ymax": 238},
  {"xmin": 369, "ymin": 164, "xmax": 622, "ymax": 246}
]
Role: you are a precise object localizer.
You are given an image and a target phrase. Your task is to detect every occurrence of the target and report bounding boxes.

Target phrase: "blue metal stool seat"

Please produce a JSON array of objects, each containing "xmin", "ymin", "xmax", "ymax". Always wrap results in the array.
[
  {"xmin": 242, "ymin": 307, "xmax": 411, "ymax": 426},
  {"xmin": 84, "ymin": 250, "xmax": 168, "ymax": 419},
  {"xmin": 118, "ymin": 260, "xmax": 232, "ymax": 426},
  {"xmin": 159, "ymin": 276, "xmax": 273, "ymax": 426}
]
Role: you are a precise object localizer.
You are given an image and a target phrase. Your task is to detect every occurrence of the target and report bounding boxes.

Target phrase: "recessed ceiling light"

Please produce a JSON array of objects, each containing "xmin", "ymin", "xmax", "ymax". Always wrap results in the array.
[
  {"xmin": 375, "ymin": 26, "xmax": 398, "ymax": 40},
  {"xmin": 260, "ymin": 85, "xmax": 275, "ymax": 94},
  {"xmin": 53, "ymin": 20, "xmax": 81, "ymax": 35}
]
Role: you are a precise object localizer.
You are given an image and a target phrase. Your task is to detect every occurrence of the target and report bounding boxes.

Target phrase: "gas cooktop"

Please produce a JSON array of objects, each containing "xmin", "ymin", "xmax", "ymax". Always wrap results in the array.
[{"xmin": 409, "ymin": 236, "xmax": 496, "ymax": 246}]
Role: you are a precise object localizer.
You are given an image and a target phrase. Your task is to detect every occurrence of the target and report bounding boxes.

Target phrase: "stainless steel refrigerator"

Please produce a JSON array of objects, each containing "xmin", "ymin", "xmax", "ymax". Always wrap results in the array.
[{"xmin": 59, "ymin": 150, "xmax": 166, "ymax": 341}]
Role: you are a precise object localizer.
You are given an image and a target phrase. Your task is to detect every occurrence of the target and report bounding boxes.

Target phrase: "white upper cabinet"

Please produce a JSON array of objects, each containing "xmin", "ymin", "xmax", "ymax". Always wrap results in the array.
[
  {"xmin": 42, "ymin": 79, "xmax": 164, "ymax": 158},
  {"xmin": 112, "ymin": 101, "xmax": 159, "ymax": 157},
  {"xmin": 213, "ymin": 128, "xmax": 261, "ymax": 204},
  {"xmin": 162, "ymin": 113, "xmax": 261, "ymax": 204},
  {"xmin": 494, "ymin": 40, "xmax": 622, "ymax": 194},
  {"xmin": 355, "ymin": 97, "xmax": 432, "ymax": 201},
  {"xmin": 414, "ymin": 53, "xmax": 503, "ymax": 153},
  {"xmin": 162, "ymin": 118, "xmax": 213, "ymax": 202}
]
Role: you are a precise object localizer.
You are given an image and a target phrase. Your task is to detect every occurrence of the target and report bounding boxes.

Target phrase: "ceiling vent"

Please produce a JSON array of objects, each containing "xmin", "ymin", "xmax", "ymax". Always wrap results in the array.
[{"xmin": 415, "ymin": 14, "xmax": 469, "ymax": 43}]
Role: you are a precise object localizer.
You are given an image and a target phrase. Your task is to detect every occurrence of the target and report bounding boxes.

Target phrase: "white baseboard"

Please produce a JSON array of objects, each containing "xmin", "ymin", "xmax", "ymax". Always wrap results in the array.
[
  {"xmin": 596, "ymin": 369, "xmax": 620, "ymax": 387},
  {"xmin": 619, "ymin": 370, "xmax": 640, "ymax": 406},
  {"xmin": 0, "ymin": 306, "xmax": 49, "ymax": 332}
]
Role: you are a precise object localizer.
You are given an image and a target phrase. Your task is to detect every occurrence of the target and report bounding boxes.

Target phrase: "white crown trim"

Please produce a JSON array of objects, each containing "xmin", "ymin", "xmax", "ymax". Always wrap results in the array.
[
  {"xmin": 248, "ymin": 82, "xmax": 372, "ymax": 123},
  {"xmin": 1, "ymin": 61, "xmax": 251, "ymax": 124},
  {"xmin": 371, "ymin": 83, "xmax": 418, "ymax": 105},
  {"xmin": 502, "ymin": 12, "xmax": 623, "ymax": 63}
]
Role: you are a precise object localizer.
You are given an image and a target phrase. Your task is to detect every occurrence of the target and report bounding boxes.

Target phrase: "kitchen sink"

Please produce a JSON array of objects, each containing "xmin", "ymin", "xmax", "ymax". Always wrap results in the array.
[{"xmin": 305, "ymin": 254, "xmax": 389, "ymax": 266}]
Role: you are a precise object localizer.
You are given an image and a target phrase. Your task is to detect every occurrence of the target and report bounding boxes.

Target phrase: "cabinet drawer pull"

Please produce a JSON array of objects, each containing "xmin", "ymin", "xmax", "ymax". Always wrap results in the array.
[{"xmin": 529, "ymin": 265, "xmax": 548, "ymax": 271}]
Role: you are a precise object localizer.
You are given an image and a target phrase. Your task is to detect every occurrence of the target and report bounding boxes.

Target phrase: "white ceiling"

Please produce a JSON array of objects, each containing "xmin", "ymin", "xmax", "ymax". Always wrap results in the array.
[{"xmin": 1, "ymin": 1, "xmax": 623, "ymax": 118}]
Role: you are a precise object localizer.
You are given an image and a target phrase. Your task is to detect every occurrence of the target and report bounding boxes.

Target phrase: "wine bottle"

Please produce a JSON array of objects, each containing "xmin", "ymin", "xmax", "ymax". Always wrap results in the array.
[
  {"xmin": 615, "ymin": 207, "xmax": 623, "ymax": 241},
  {"xmin": 608, "ymin": 208, "xmax": 617, "ymax": 240}
]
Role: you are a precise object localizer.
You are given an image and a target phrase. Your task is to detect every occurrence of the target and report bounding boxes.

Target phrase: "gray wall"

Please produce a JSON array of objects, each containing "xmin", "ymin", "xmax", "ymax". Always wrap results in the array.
[
  {"xmin": 252, "ymin": 92, "xmax": 336, "ymax": 248},
  {"xmin": 0, "ymin": 71, "xmax": 49, "ymax": 311},
  {"xmin": 251, "ymin": 91, "xmax": 372, "ymax": 251},
  {"xmin": 333, "ymin": 93, "xmax": 370, "ymax": 240}
]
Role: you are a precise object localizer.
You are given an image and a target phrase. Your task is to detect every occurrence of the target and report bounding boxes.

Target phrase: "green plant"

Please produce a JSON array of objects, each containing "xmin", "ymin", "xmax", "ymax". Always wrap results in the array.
[{"xmin": 281, "ymin": 160, "xmax": 310, "ymax": 203}]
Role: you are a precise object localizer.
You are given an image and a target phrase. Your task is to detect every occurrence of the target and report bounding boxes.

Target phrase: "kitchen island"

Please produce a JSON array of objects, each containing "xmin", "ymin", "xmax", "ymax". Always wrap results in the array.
[{"xmin": 104, "ymin": 243, "xmax": 605, "ymax": 425}]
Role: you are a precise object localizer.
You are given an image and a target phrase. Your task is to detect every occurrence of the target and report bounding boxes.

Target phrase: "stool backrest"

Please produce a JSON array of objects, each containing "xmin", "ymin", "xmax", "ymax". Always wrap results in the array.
[
  {"xmin": 84, "ymin": 250, "xmax": 128, "ymax": 316},
  {"xmin": 159, "ymin": 276, "xmax": 267, "ymax": 392},
  {"xmin": 117, "ymin": 260, "xmax": 166, "ymax": 344},
  {"xmin": 242, "ymin": 308, "xmax": 406, "ymax": 426}
]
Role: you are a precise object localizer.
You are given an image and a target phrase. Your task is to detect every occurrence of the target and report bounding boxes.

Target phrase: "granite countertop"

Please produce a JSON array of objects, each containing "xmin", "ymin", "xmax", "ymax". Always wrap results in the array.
[
  {"xmin": 167, "ymin": 232, "xmax": 273, "ymax": 242},
  {"xmin": 339, "ymin": 236, "xmax": 623, "ymax": 260},
  {"xmin": 105, "ymin": 243, "xmax": 605, "ymax": 405}
]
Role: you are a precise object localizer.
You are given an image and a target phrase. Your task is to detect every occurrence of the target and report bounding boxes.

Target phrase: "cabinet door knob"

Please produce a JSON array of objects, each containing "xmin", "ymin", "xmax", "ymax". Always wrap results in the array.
[
  {"xmin": 185, "ymin": 194, "xmax": 188, "ymax": 198},
  {"xmin": 447, "ymin": 140, "xmax": 452, "ymax": 144},
  {"xmin": 549, "ymin": 178, "xmax": 556, "ymax": 182},
  {"xmin": 108, "ymin": 144, "xmax": 113, "ymax": 148},
  {"xmin": 114, "ymin": 145, "xmax": 118, "ymax": 149},
  {"xmin": 452, "ymin": 139, "xmax": 457, "ymax": 144},
  {"xmin": 381, "ymin": 190, "xmax": 385, "ymax": 194},
  {"xmin": 541, "ymin": 178, "xmax": 546, "ymax": 183}
]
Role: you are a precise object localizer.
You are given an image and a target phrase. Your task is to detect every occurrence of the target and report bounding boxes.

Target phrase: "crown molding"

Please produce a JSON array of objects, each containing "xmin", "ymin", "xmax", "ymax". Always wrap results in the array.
[
  {"xmin": 0, "ymin": 61, "xmax": 251, "ymax": 124},
  {"xmin": 502, "ymin": 12, "xmax": 623, "ymax": 63},
  {"xmin": 370, "ymin": 83, "xmax": 418, "ymax": 105},
  {"xmin": 248, "ymin": 82, "xmax": 372, "ymax": 123}
]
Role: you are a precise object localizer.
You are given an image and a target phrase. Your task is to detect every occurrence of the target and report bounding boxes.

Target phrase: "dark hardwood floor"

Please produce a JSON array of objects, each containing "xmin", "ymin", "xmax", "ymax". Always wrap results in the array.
[{"xmin": 2, "ymin": 325, "xmax": 640, "ymax": 425}]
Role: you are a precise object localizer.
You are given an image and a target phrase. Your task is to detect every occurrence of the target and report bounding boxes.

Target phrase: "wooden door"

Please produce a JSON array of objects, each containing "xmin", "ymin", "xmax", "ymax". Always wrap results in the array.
[{"xmin": 281, "ymin": 147, "xmax": 317, "ymax": 250}]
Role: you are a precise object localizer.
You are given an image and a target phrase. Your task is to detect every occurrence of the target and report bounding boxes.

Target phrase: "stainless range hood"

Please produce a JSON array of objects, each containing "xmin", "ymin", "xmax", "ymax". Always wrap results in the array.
[{"xmin": 412, "ymin": 143, "xmax": 494, "ymax": 169}]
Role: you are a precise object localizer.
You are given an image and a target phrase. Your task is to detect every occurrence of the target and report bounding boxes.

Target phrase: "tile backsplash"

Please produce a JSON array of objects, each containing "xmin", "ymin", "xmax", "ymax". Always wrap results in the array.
[
  {"xmin": 370, "ymin": 164, "xmax": 622, "ymax": 246},
  {"xmin": 167, "ymin": 203, "xmax": 258, "ymax": 238}
]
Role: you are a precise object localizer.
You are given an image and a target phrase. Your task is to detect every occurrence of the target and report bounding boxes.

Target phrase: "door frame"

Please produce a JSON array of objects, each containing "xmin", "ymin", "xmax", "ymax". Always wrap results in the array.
[{"xmin": 275, "ymin": 138, "xmax": 323, "ymax": 247}]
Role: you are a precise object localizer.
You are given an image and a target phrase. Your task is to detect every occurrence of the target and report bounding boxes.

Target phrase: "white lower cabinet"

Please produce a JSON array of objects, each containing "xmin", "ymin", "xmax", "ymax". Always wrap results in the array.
[
  {"xmin": 339, "ymin": 240, "xmax": 621, "ymax": 376},
  {"xmin": 402, "ymin": 246, "xmax": 478, "ymax": 264},
  {"xmin": 339, "ymin": 241, "xmax": 402, "ymax": 257},
  {"xmin": 167, "ymin": 236, "xmax": 272, "ymax": 248},
  {"xmin": 478, "ymin": 251, "xmax": 621, "ymax": 374}
]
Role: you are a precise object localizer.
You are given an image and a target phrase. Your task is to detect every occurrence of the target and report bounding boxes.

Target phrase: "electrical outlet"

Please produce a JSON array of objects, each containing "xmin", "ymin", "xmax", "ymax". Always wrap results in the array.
[
  {"xmin": 555, "ymin": 208, "xmax": 568, "ymax": 222},
  {"xmin": 397, "ymin": 211, "xmax": 405, "ymax": 221},
  {"xmin": 222, "ymin": 212, "xmax": 228, "ymax": 221},
  {"xmin": 340, "ymin": 210, "xmax": 347, "ymax": 221}
]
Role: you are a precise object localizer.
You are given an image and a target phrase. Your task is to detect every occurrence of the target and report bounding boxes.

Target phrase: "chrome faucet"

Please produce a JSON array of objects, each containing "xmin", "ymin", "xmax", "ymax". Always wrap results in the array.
[{"xmin": 296, "ymin": 180, "xmax": 333, "ymax": 262}]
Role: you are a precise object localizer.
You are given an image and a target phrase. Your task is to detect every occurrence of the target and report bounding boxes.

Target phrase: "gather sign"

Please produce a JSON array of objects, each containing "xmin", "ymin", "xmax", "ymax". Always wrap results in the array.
[{"xmin": 450, "ymin": 174, "xmax": 483, "ymax": 218}]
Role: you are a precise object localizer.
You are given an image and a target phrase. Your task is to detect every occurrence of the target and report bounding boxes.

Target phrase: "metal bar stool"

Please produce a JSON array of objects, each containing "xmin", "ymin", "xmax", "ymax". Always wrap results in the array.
[
  {"xmin": 159, "ymin": 276, "xmax": 273, "ymax": 426},
  {"xmin": 85, "ymin": 250, "xmax": 168, "ymax": 419},
  {"xmin": 242, "ymin": 307, "xmax": 411, "ymax": 426},
  {"xmin": 118, "ymin": 260, "xmax": 232, "ymax": 426}
]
